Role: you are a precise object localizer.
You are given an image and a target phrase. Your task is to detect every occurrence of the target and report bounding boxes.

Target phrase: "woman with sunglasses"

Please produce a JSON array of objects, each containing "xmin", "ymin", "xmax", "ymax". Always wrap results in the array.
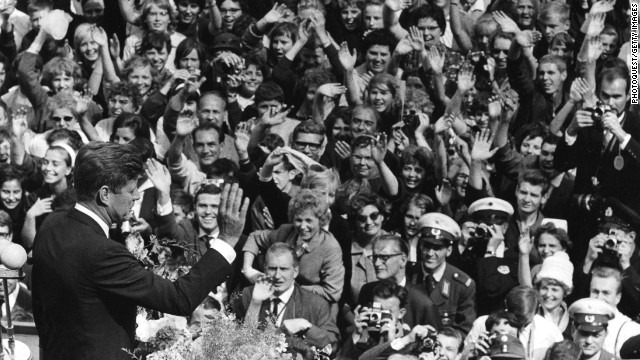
[
  {"xmin": 346, "ymin": 192, "xmax": 390, "ymax": 305},
  {"xmin": 242, "ymin": 189, "xmax": 345, "ymax": 304}
]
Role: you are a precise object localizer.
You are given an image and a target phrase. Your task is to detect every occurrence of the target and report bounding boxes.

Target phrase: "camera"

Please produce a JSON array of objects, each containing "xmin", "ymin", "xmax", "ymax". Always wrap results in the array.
[
  {"xmin": 572, "ymin": 192, "xmax": 603, "ymax": 213},
  {"xmin": 585, "ymin": 102, "xmax": 613, "ymax": 128},
  {"xmin": 401, "ymin": 110, "xmax": 420, "ymax": 136},
  {"xmin": 597, "ymin": 229, "xmax": 621, "ymax": 267},
  {"xmin": 467, "ymin": 225, "xmax": 492, "ymax": 256},
  {"xmin": 365, "ymin": 302, "xmax": 393, "ymax": 330},
  {"xmin": 417, "ymin": 334, "xmax": 441, "ymax": 354}
]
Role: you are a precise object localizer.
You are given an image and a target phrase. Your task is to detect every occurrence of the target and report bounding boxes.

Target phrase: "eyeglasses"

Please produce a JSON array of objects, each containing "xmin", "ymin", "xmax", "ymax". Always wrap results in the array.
[
  {"xmin": 367, "ymin": 253, "xmax": 403, "ymax": 263},
  {"xmin": 51, "ymin": 116, "xmax": 74, "ymax": 122},
  {"xmin": 356, "ymin": 211, "xmax": 380, "ymax": 223},
  {"xmin": 294, "ymin": 141, "xmax": 322, "ymax": 151}
]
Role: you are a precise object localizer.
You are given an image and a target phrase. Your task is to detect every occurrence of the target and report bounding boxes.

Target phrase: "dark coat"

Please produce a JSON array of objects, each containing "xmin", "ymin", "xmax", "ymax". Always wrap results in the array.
[
  {"xmin": 554, "ymin": 110, "xmax": 640, "ymax": 213},
  {"xmin": 32, "ymin": 208, "xmax": 233, "ymax": 360},
  {"xmin": 357, "ymin": 280, "xmax": 441, "ymax": 330},
  {"xmin": 237, "ymin": 284, "xmax": 340, "ymax": 349}
]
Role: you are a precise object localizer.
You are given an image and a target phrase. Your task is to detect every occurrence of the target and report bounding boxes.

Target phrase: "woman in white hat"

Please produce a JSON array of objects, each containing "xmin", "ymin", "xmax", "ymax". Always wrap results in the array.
[
  {"xmin": 518, "ymin": 222, "xmax": 572, "ymax": 288},
  {"xmin": 533, "ymin": 251, "xmax": 574, "ymax": 338}
]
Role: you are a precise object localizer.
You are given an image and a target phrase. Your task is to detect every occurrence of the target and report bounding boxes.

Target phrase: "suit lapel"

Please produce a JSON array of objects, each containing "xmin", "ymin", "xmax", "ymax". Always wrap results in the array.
[{"xmin": 282, "ymin": 286, "xmax": 299, "ymax": 322}]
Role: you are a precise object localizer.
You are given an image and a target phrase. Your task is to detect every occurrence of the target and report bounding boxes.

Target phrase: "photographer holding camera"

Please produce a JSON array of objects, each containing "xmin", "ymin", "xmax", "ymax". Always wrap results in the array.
[
  {"xmin": 338, "ymin": 279, "xmax": 411, "ymax": 359},
  {"xmin": 555, "ymin": 67, "xmax": 640, "ymax": 248},
  {"xmin": 357, "ymin": 326, "xmax": 464, "ymax": 360},
  {"xmin": 573, "ymin": 198, "xmax": 640, "ymax": 321}
]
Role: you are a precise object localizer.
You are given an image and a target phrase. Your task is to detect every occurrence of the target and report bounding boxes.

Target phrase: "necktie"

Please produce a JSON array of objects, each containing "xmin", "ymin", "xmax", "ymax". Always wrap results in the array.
[
  {"xmin": 426, "ymin": 275, "xmax": 437, "ymax": 294},
  {"xmin": 271, "ymin": 298, "xmax": 281, "ymax": 324}
]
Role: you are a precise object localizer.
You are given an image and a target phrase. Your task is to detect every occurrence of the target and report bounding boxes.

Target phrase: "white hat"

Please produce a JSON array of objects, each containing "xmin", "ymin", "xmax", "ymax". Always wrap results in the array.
[
  {"xmin": 535, "ymin": 251, "xmax": 573, "ymax": 290},
  {"xmin": 468, "ymin": 197, "xmax": 514, "ymax": 217}
]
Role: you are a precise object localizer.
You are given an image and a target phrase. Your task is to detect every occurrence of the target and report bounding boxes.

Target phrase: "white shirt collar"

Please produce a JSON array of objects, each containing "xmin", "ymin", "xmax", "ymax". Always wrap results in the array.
[
  {"xmin": 198, "ymin": 227, "xmax": 220, "ymax": 239},
  {"xmin": 271, "ymin": 284, "xmax": 295, "ymax": 304},
  {"xmin": 398, "ymin": 277, "xmax": 407, "ymax": 287},
  {"xmin": 75, "ymin": 203, "xmax": 110, "ymax": 237}
]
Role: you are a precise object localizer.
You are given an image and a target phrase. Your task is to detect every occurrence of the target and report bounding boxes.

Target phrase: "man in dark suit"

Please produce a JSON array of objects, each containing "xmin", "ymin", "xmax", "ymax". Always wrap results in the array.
[
  {"xmin": 236, "ymin": 243, "xmax": 339, "ymax": 352},
  {"xmin": 32, "ymin": 142, "xmax": 249, "ymax": 360},
  {"xmin": 555, "ymin": 67, "xmax": 640, "ymax": 213},
  {"xmin": 408, "ymin": 213, "xmax": 476, "ymax": 336},
  {"xmin": 357, "ymin": 234, "xmax": 440, "ymax": 329}
]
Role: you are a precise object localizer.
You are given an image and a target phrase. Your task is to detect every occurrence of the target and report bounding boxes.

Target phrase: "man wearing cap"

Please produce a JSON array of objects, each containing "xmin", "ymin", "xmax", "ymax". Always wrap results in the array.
[
  {"xmin": 467, "ymin": 197, "xmax": 521, "ymax": 315},
  {"xmin": 569, "ymin": 298, "xmax": 620, "ymax": 360},
  {"xmin": 574, "ymin": 198, "xmax": 640, "ymax": 321},
  {"xmin": 357, "ymin": 234, "xmax": 441, "ymax": 329},
  {"xmin": 408, "ymin": 213, "xmax": 476, "ymax": 335}
]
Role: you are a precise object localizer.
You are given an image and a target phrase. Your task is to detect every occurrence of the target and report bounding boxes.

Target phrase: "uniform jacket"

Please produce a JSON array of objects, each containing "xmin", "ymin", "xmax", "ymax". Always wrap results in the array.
[
  {"xmin": 238, "ymin": 284, "xmax": 340, "ymax": 349},
  {"xmin": 357, "ymin": 280, "xmax": 441, "ymax": 330},
  {"xmin": 555, "ymin": 110, "xmax": 640, "ymax": 212},
  {"xmin": 409, "ymin": 263, "xmax": 476, "ymax": 335},
  {"xmin": 32, "ymin": 208, "xmax": 233, "ymax": 360}
]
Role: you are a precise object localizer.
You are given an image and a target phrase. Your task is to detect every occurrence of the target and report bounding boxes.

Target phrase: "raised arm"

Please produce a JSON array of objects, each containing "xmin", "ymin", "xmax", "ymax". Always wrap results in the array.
[
  {"xmin": 372, "ymin": 134, "xmax": 399, "ymax": 197},
  {"xmin": 383, "ymin": 0, "xmax": 410, "ymax": 41},
  {"xmin": 449, "ymin": 0, "xmax": 473, "ymax": 53}
]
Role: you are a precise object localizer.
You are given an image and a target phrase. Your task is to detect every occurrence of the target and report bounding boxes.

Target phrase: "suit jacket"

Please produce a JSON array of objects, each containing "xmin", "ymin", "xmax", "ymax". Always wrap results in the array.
[
  {"xmin": 409, "ymin": 263, "xmax": 476, "ymax": 336},
  {"xmin": 238, "ymin": 284, "xmax": 340, "ymax": 349},
  {"xmin": 555, "ymin": 110, "xmax": 640, "ymax": 212},
  {"xmin": 32, "ymin": 208, "xmax": 233, "ymax": 360},
  {"xmin": 357, "ymin": 280, "xmax": 441, "ymax": 330}
]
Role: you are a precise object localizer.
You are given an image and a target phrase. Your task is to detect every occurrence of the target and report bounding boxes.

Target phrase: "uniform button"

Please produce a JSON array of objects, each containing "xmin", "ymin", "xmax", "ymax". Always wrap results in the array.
[{"xmin": 454, "ymin": 273, "xmax": 458, "ymax": 278}]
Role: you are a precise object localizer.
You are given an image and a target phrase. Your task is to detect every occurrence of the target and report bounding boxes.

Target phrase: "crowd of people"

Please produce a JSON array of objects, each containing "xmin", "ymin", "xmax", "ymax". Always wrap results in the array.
[{"xmin": 0, "ymin": 0, "xmax": 637, "ymax": 358}]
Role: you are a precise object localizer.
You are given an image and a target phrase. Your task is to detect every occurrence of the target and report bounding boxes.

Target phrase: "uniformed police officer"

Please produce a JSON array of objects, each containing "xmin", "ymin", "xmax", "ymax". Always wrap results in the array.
[
  {"xmin": 467, "ymin": 197, "xmax": 520, "ymax": 315},
  {"xmin": 408, "ymin": 212, "xmax": 476, "ymax": 336},
  {"xmin": 569, "ymin": 298, "xmax": 620, "ymax": 360}
]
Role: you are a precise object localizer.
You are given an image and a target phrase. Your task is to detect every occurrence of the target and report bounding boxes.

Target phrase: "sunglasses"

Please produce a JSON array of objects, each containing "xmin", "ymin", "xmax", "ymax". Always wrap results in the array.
[
  {"xmin": 52, "ymin": 116, "xmax": 74, "ymax": 122},
  {"xmin": 367, "ymin": 253, "xmax": 403, "ymax": 263},
  {"xmin": 356, "ymin": 211, "xmax": 381, "ymax": 223}
]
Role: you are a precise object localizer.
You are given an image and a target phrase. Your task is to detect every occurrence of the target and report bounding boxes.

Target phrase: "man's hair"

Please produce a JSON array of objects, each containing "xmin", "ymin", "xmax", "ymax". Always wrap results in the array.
[
  {"xmin": 193, "ymin": 122, "xmax": 224, "ymax": 144},
  {"xmin": 0, "ymin": 210, "xmax": 12, "ymax": 230},
  {"xmin": 540, "ymin": 2, "xmax": 569, "ymax": 22},
  {"xmin": 255, "ymin": 81, "xmax": 284, "ymax": 105},
  {"xmin": 109, "ymin": 82, "xmax": 143, "ymax": 110},
  {"xmin": 28, "ymin": 0, "xmax": 53, "ymax": 14},
  {"xmin": 362, "ymin": 29, "xmax": 397, "ymax": 52},
  {"xmin": 505, "ymin": 286, "xmax": 539, "ymax": 329},
  {"xmin": 0, "ymin": 129, "xmax": 10, "ymax": 145},
  {"xmin": 543, "ymin": 340, "xmax": 582, "ymax": 360},
  {"xmin": 42, "ymin": 57, "xmax": 82, "ymax": 88},
  {"xmin": 400, "ymin": 145, "xmax": 435, "ymax": 175},
  {"xmin": 538, "ymin": 54, "xmax": 567, "ymax": 74},
  {"xmin": 337, "ymin": 0, "xmax": 366, "ymax": 10},
  {"xmin": 518, "ymin": 169, "xmax": 550, "ymax": 194},
  {"xmin": 543, "ymin": 134, "xmax": 561, "ymax": 147},
  {"xmin": 438, "ymin": 327, "xmax": 464, "ymax": 353},
  {"xmin": 591, "ymin": 266, "xmax": 623, "ymax": 294},
  {"xmin": 372, "ymin": 279, "xmax": 408, "ymax": 309},
  {"xmin": 176, "ymin": 0, "xmax": 206, "ymax": 8},
  {"xmin": 288, "ymin": 189, "xmax": 332, "ymax": 227},
  {"xmin": 74, "ymin": 143, "xmax": 144, "ymax": 202},
  {"xmin": 122, "ymin": 56, "xmax": 156, "ymax": 84},
  {"xmin": 410, "ymin": 4, "xmax": 446, "ymax": 33},
  {"xmin": 140, "ymin": 30, "xmax": 172, "ymax": 54},
  {"xmin": 293, "ymin": 120, "xmax": 326, "ymax": 140},
  {"xmin": 171, "ymin": 188, "xmax": 194, "ymax": 213},
  {"xmin": 372, "ymin": 234, "xmax": 409, "ymax": 256},
  {"xmin": 194, "ymin": 183, "xmax": 222, "ymax": 205},
  {"xmin": 266, "ymin": 242, "xmax": 299, "ymax": 267},
  {"xmin": 597, "ymin": 66, "xmax": 630, "ymax": 96}
]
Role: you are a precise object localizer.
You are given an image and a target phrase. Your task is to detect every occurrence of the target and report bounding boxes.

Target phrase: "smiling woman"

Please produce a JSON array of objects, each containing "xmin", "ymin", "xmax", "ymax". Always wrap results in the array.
[{"xmin": 242, "ymin": 189, "xmax": 345, "ymax": 304}]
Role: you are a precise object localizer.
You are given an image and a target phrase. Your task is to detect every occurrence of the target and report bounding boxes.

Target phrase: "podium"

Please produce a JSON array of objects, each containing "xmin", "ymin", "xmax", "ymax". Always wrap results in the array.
[{"xmin": 0, "ymin": 267, "xmax": 31, "ymax": 360}]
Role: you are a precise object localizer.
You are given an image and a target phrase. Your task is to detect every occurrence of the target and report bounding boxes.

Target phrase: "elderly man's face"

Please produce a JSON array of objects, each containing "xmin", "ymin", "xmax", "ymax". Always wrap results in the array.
[
  {"xmin": 350, "ymin": 108, "xmax": 377, "ymax": 137},
  {"xmin": 264, "ymin": 251, "xmax": 299, "ymax": 295},
  {"xmin": 372, "ymin": 240, "xmax": 407, "ymax": 280}
]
